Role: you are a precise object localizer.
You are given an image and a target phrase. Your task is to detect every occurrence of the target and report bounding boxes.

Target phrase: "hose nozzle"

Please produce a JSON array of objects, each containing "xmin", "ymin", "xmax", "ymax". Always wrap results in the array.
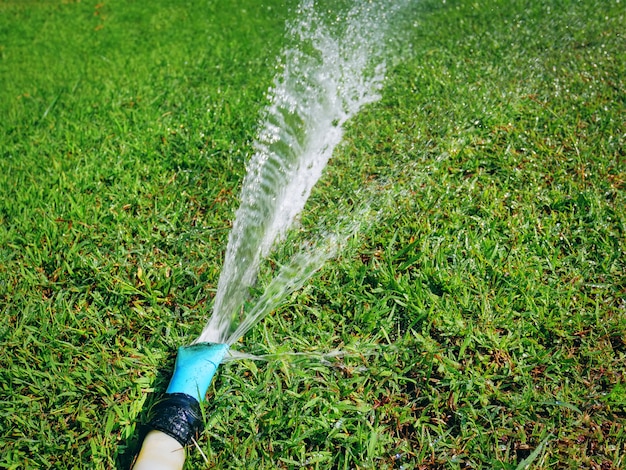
[{"xmin": 132, "ymin": 343, "xmax": 229, "ymax": 470}]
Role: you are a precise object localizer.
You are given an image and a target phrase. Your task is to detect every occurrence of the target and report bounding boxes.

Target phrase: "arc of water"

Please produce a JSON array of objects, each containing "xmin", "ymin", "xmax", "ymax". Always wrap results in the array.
[
  {"xmin": 195, "ymin": 0, "xmax": 401, "ymax": 345},
  {"xmin": 133, "ymin": 2, "xmax": 412, "ymax": 468}
]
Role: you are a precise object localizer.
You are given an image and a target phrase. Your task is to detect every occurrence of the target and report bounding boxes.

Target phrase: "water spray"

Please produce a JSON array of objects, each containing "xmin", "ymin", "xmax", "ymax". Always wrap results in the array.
[{"xmin": 130, "ymin": 1, "xmax": 407, "ymax": 467}]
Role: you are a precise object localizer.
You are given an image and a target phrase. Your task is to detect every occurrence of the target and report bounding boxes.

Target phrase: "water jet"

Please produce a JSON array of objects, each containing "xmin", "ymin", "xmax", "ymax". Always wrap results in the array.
[{"xmin": 131, "ymin": 1, "xmax": 408, "ymax": 467}]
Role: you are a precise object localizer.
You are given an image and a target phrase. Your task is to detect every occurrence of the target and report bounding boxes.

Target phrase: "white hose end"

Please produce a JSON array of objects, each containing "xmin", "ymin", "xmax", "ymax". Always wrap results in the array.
[{"xmin": 132, "ymin": 430, "xmax": 186, "ymax": 470}]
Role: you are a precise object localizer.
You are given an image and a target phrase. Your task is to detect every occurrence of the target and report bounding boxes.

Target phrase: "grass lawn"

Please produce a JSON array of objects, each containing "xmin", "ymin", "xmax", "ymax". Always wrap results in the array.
[{"xmin": 1, "ymin": 0, "xmax": 624, "ymax": 468}]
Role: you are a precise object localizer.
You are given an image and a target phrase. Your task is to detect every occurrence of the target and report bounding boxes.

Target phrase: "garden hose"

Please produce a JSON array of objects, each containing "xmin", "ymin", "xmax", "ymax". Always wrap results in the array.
[{"xmin": 132, "ymin": 343, "xmax": 229, "ymax": 470}]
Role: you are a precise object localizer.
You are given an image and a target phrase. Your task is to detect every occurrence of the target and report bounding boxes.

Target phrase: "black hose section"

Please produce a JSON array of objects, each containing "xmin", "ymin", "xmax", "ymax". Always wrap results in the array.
[{"xmin": 147, "ymin": 393, "xmax": 203, "ymax": 447}]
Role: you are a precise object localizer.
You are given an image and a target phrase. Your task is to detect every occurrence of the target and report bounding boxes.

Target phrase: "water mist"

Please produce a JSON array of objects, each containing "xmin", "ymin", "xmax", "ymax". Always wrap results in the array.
[{"xmin": 132, "ymin": 1, "xmax": 409, "ymax": 468}]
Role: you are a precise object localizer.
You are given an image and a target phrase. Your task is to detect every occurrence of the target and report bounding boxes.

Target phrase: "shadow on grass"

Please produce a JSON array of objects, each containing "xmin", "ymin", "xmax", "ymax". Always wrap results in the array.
[{"xmin": 115, "ymin": 365, "xmax": 174, "ymax": 470}]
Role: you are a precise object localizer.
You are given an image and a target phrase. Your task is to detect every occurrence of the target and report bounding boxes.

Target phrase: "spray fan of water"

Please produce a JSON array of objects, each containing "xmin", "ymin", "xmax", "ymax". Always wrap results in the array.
[
  {"xmin": 194, "ymin": 0, "xmax": 409, "ymax": 347},
  {"xmin": 131, "ymin": 3, "xmax": 414, "ymax": 467}
]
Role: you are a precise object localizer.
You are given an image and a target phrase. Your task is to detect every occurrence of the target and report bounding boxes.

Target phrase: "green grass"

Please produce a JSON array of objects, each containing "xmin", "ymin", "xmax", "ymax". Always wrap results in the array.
[{"xmin": 0, "ymin": 0, "xmax": 624, "ymax": 468}]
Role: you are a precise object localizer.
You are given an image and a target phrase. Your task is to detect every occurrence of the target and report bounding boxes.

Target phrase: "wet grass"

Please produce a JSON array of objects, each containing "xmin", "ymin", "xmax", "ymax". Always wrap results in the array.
[{"xmin": 0, "ymin": 0, "xmax": 624, "ymax": 468}]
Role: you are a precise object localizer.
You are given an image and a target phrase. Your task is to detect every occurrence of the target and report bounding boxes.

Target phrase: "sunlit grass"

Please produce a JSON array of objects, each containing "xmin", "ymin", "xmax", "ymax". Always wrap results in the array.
[{"xmin": 0, "ymin": 0, "xmax": 624, "ymax": 468}]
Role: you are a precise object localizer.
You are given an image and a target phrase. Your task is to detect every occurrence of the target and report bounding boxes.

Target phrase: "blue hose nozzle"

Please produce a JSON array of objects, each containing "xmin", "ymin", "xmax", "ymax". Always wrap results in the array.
[
  {"xmin": 165, "ymin": 342, "xmax": 230, "ymax": 402},
  {"xmin": 143, "ymin": 342, "xmax": 229, "ymax": 449}
]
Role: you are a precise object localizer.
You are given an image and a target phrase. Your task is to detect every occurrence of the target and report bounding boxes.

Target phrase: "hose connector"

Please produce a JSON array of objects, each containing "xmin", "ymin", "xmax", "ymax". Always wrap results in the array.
[{"xmin": 147, "ymin": 392, "xmax": 203, "ymax": 446}]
